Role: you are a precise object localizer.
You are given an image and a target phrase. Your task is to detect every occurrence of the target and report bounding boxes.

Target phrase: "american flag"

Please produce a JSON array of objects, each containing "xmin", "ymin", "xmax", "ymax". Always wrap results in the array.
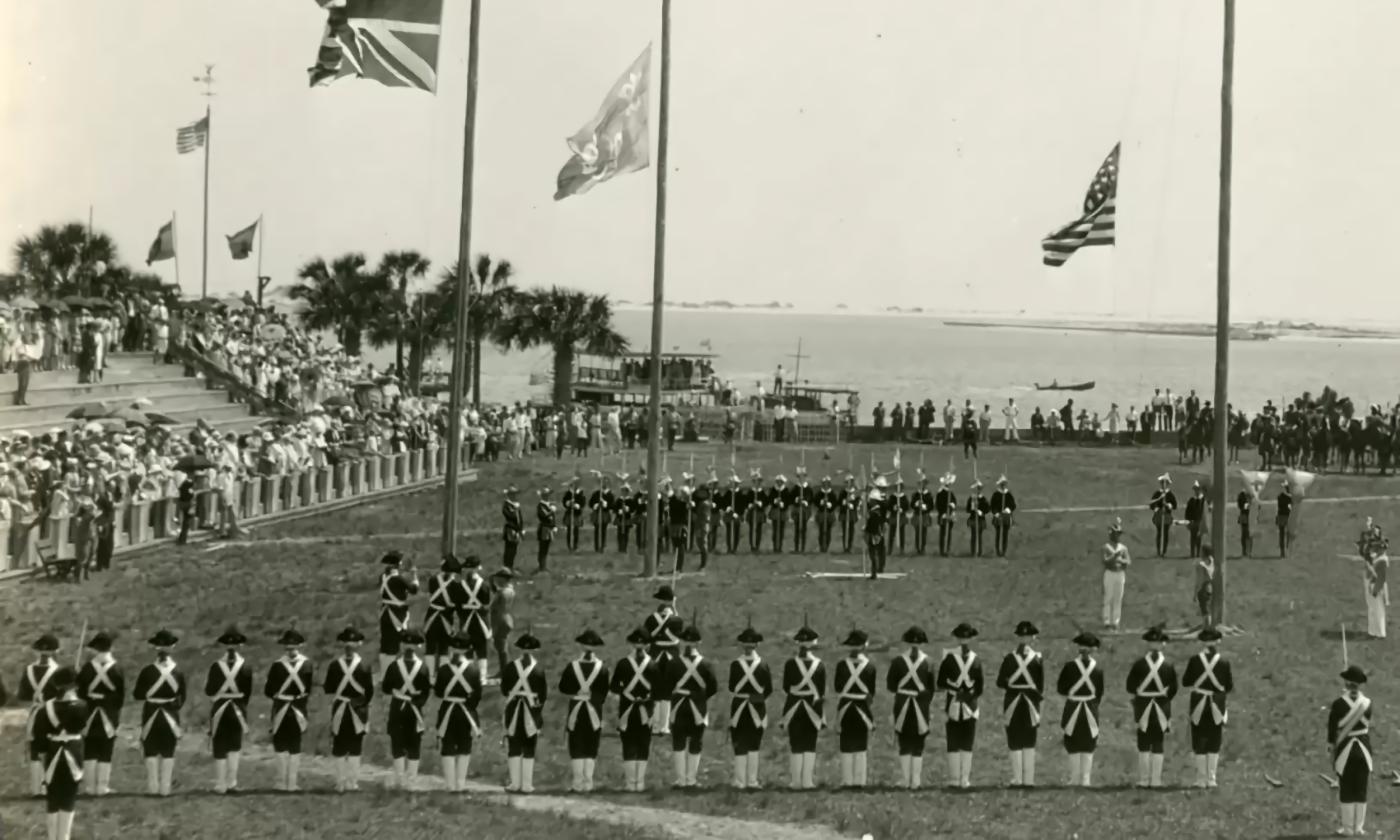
[
  {"xmin": 175, "ymin": 117, "xmax": 208, "ymax": 155},
  {"xmin": 1041, "ymin": 143, "xmax": 1119, "ymax": 267},
  {"xmin": 308, "ymin": 0, "xmax": 442, "ymax": 93}
]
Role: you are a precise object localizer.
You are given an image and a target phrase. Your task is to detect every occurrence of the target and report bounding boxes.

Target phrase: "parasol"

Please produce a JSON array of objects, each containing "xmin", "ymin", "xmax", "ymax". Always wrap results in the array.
[
  {"xmin": 173, "ymin": 454, "xmax": 215, "ymax": 472},
  {"xmin": 66, "ymin": 402, "xmax": 113, "ymax": 420},
  {"xmin": 1285, "ymin": 468, "xmax": 1316, "ymax": 539}
]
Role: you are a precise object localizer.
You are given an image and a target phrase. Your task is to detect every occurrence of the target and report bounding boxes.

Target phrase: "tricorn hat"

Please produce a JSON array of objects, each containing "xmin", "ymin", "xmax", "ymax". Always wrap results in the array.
[
  {"xmin": 952, "ymin": 622, "xmax": 978, "ymax": 640},
  {"xmin": 399, "ymin": 628, "xmax": 424, "ymax": 646},
  {"xmin": 336, "ymin": 626, "xmax": 366, "ymax": 644},
  {"xmin": 737, "ymin": 626, "xmax": 764, "ymax": 645},
  {"xmin": 680, "ymin": 624, "xmax": 703, "ymax": 643},
  {"xmin": 575, "ymin": 629, "xmax": 604, "ymax": 648},
  {"xmin": 148, "ymin": 629, "xmax": 179, "ymax": 648},
  {"xmin": 902, "ymin": 626, "xmax": 928, "ymax": 645},
  {"xmin": 653, "ymin": 585, "xmax": 676, "ymax": 603},
  {"xmin": 440, "ymin": 555, "xmax": 463, "ymax": 573},
  {"xmin": 1142, "ymin": 626, "xmax": 1169, "ymax": 644},
  {"xmin": 50, "ymin": 666, "xmax": 77, "ymax": 694},
  {"xmin": 515, "ymin": 632, "xmax": 541, "ymax": 651},
  {"xmin": 217, "ymin": 627, "xmax": 248, "ymax": 646},
  {"xmin": 86, "ymin": 632, "xmax": 113, "ymax": 652},
  {"xmin": 841, "ymin": 629, "xmax": 869, "ymax": 647},
  {"xmin": 277, "ymin": 629, "xmax": 306, "ymax": 646},
  {"xmin": 462, "ymin": 555, "xmax": 482, "ymax": 569},
  {"xmin": 626, "ymin": 627, "xmax": 651, "ymax": 645},
  {"xmin": 1014, "ymin": 621, "xmax": 1039, "ymax": 638},
  {"xmin": 1197, "ymin": 626, "xmax": 1222, "ymax": 643},
  {"xmin": 1341, "ymin": 665, "xmax": 1368, "ymax": 685},
  {"xmin": 1072, "ymin": 631, "xmax": 1100, "ymax": 649},
  {"xmin": 449, "ymin": 631, "xmax": 473, "ymax": 649},
  {"xmin": 381, "ymin": 551, "xmax": 404, "ymax": 566},
  {"xmin": 33, "ymin": 633, "xmax": 60, "ymax": 653}
]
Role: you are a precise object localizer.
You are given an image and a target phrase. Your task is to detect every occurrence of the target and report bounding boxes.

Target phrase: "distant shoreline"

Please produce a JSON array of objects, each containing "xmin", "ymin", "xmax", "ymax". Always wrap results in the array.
[{"xmin": 610, "ymin": 304, "xmax": 1400, "ymax": 340}]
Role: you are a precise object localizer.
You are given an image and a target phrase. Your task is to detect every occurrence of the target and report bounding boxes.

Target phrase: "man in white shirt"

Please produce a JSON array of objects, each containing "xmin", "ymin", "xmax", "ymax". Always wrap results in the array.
[
  {"xmin": 1001, "ymin": 399, "xmax": 1020, "ymax": 443},
  {"xmin": 151, "ymin": 300, "xmax": 170, "ymax": 364},
  {"xmin": 1102, "ymin": 520, "xmax": 1131, "ymax": 630},
  {"xmin": 774, "ymin": 364, "xmax": 784, "ymax": 397},
  {"xmin": 13, "ymin": 332, "xmax": 37, "ymax": 406}
]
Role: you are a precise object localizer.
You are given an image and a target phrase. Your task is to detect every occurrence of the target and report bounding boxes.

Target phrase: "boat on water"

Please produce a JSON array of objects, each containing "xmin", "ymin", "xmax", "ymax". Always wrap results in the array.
[
  {"xmin": 536, "ymin": 350, "xmax": 721, "ymax": 407},
  {"xmin": 1034, "ymin": 380, "xmax": 1096, "ymax": 392}
]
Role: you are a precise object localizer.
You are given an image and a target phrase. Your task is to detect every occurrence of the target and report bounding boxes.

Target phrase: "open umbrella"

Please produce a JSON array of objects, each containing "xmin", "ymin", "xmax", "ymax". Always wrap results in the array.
[
  {"xmin": 36, "ymin": 299, "xmax": 69, "ymax": 312},
  {"xmin": 321, "ymin": 394, "xmax": 353, "ymax": 410},
  {"xmin": 258, "ymin": 323, "xmax": 287, "ymax": 342},
  {"xmin": 104, "ymin": 406, "xmax": 149, "ymax": 426},
  {"xmin": 66, "ymin": 402, "xmax": 113, "ymax": 420},
  {"xmin": 7, "ymin": 296, "xmax": 38, "ymax": 310},
  {"xmin": 174, "ymin": 454, "xmax": 215, "ymax": 472},
  {"xmin": 145, "ymin": 412, "xmax": 179, "ymax": 426}
]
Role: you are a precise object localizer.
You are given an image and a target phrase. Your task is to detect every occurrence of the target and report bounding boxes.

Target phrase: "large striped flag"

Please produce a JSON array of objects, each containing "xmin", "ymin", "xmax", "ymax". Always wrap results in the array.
[
  {"xmin": 146, "ymin": 219, "xmax": 175, "ymax": 265},
  {"xmin": 176, "ymin": 117, "xmax": 208, "ymax": 154},
  {"xmin": 554, "ymin": 46, "xmax": 652, "ymax": 201},
  {"xmin": 1041, "ymin": 143, "xmax": 1119, "ymax": 267},
  {"xmin": 308, "ymin": 0, "xmax": 442, "ymax": 93}
]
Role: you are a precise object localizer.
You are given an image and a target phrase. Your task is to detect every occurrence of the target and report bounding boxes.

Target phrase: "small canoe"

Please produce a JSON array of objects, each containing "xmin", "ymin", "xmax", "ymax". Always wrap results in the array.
[{"xmin": 1034, "ymin": 380, "xmax": 1096, "ymax": 391}]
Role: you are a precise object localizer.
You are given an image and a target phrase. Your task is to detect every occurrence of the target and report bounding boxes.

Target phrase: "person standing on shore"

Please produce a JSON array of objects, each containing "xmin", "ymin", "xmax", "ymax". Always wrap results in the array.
[
  {"xmin": 1102, "ymin": 520, "xmax": 1130, "ymax": 631},
  {"xmin": 1002, "ymin": 399, "xmax": 1020, "ymax": 444}
]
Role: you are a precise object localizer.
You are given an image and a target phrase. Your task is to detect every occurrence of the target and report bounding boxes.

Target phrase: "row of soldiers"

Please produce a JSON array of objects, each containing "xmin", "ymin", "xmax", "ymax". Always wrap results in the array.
[
  {"xmin": 11, "ymin": 593, "xmax": 1377, "ymax": 838},
  {"xmin": 499, "ymin": 467, "xmax": 1021, "ymax": 571},
  {"xmin": 1148, "ymin": 472, "xmax": 1298, "ymax": 560}
]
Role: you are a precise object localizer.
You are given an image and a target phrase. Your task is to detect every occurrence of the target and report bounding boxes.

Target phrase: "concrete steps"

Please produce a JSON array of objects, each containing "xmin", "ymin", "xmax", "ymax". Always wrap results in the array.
[{"xmin": 0, "ymin": 353, "xmax": 260, "ymax": 438}]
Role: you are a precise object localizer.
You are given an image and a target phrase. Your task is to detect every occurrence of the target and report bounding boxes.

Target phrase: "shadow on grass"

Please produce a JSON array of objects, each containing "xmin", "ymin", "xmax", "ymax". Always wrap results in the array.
[{"xmin": 1318, "ymin": 628, "xmax": 1378, "ymax": 642}]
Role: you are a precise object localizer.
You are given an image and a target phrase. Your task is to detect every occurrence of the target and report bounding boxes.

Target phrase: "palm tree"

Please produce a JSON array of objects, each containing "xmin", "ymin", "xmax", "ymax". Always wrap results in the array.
[
  {"xmin": 495, "ymin": 286, "xmax": 629, "ymax": 406},
  {"xmin": 439, "ymin": 254, "xmax": 514, "ymax": 408},
  {"xmin": 12, "ymin": 222, "xmax": 118, "ymax": 297},
  {"xmin": 367, "ymin": 282, "xmax": 456, "ymax": 392},
  {"xmin": 287, "ymin": 253, "xmax": 388, "ymax": 356},
  {"xmin": 375, "ymin": 250, "xmax": 431, "ymax": 374}
]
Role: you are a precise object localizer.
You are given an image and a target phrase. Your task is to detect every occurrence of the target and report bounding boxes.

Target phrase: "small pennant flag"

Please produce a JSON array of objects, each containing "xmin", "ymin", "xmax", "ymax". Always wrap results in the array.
[
  {"xmin": 146, "ymin": 219, "xmax": 175, "ymax": 265},
  {"xmin": 176, "ymin": 117, "xmax": 208, "ymax": 154},
  {"xmin": 226, "ymin": 219, "xmax": 259, "ymax": 260},
  {"xmin": 555, "ymin": 46, "xmax": 652, "ymax": 201},
  {"xmin": 1042, "ymin": 143, "xmax": 1119, "ymax": 267}
]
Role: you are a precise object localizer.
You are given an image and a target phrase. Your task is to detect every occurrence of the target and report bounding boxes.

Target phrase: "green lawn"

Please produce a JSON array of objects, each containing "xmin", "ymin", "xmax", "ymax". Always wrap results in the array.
[{"xmin": 2, "ymin": 442, "xmax": 1397, "ymax": 840}]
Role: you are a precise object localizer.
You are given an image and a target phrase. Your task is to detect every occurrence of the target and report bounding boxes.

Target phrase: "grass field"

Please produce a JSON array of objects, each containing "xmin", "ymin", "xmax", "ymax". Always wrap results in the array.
[{"xmin": 3, "ymin": 441, "xmax": 1399, "ymax": 840}]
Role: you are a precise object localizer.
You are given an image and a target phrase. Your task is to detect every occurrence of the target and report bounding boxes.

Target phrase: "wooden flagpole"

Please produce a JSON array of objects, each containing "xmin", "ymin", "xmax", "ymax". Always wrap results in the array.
[
  {"xmin": 441, "ymin": 0, "xmax": 483, "ymax": 558},
  {"xmin": 643, "ymin": 0, "xmax": 673, "ymax": 579},
  {"xmin": 256, "ymin": 214, "xmax": 264, "ymax": 288},
  {"xmin": 194, "ymin": 65, "xmax": 215, "ymax": 300},
  {"xmin": 172, "ymin": 212, "xmax": 182, "ymax": 289},
  {"xmin": 1210, "ymin": 0, "xmax": 1235, "ymax": 627}
]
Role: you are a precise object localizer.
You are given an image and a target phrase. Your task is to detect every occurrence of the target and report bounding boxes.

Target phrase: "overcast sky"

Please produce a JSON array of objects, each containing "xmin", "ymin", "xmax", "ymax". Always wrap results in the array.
[{"xmin": 3, "ymin": 1, "xmax": 1397, "ymax": 322}]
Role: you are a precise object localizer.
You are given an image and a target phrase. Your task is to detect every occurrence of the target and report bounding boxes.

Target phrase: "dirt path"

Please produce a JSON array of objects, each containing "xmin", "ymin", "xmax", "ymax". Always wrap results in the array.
[{"xmin": 57, "ymin": 726, "xmax": 855, "ymax": 840}]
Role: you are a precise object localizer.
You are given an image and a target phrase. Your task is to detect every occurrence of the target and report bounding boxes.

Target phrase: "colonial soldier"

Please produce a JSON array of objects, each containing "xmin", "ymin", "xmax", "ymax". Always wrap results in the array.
[
  {"xmin": 1126, "ymin": 627, "xmax": 1178, "ymax": 788},
  {"xmin": 20, "ymin": 634, "xmax": 62, "ymax": 797},
  {"xmin": 1329, "ymin": 666, "xmax": 1374, "ymax": 836},
  {"xmin": 865, "ymin": 478, "xmax": 889, "ymax": 578},
  {"xmin": 815, "ymin": 474, "xmax": 840, "ymax": 553},
  {"xmin": 656, "ymin": 480, "xmax": 672, "ymax": 555},
  {"xmin": 589, "ymin": 471, "xmax": 614, "ymax": 552},
  {"xmin": 502, "ymin": 486, "xmax": 525, "ymax": 568},
  {"xmin": 1185, "ymin": 481, "xmax": 1207, "ymax": 558},
  {"xmin": 966, "ymin": 479, "xmax": 990, "ymax": 556},
  {"xmin": 834, "ymin": 629, "xmax": 877, "ymax": 788},
  {"xmin": 935, "ymin": 474, "xmax": 957, "ymax": 556},
  {"xmin": 887, "ymin": 625, "xmax": 935, "ymax": 789},
  {"xmin": 536, "ymin": 488, "xmax": 558, "ymax": 572},
  {"xmin": 382, "ymin": 628, "xmax": 431, "ymax": 789},
  {"xmin": 1182, "ymin": 626, "xmax": 1233, "ymax": 789},
  {"xmin": 990, "ymin": 476, "xmax": 1017, "ymax": 557},
  {"xmin": 937, "ymin": 623, "xmax": 983, "ymax": 788},
  {"xmin": 668, "ymin": 481, "xmax": 692, "ymax": 573},
  {"xmin": 781, "ymin": 623, "xmax": 826, "ymax": 790},
  {"xmin": 489, "ymin": 568, "xmax": 517, "ymax": 679},
  {"xmin": 767, "ymin": 474, "xmax": 790, "ymax": 553},
  {"xmin": 205, "ymin": 627, "xmax": 252, "ymax": 794},
  {"xmin": 34, "ymin": 666, "xmax": 85, "ymax": 840},
  {"xmin": 1102, "ymin": 519, "xmax": 1131, "ymax": 631},
  {"xmin": 886, "ymin": 477, "xmax": 909, "ymax": 555},
  {"xmin": 1365, "ymin": 533, "xmax": 1389, "ymax": 639},
  {"xmin": 1149, "ymin": 473, "xmax": 1177, "ymax": 557},
  {"xmin": 791, "ymin": 466, "xmax": 815, "ymax": 553},
  {"xmin": 264, "ymin": 629, "xmax": 313, "ymax": 792},
  {"xmin": 741, "ymin": 470, "xmax": 765, "ymax": 552},
  {"xmin": 912, "ymin": 472, "xmax": 935, "ymax": 555},
  {"xmin": 614, "ymin": 476, "xmax": 634, "ymax": 552},
  {"xmin": 1276, "ymin": 483, "xmax": 1293, "ymax": 558},
  {"xmin": 691, "ymin": 473, "xmax": 714, "ymax": 569},
  {"xmin": 424, "ymin": 555, "xmax": 463, "ymax": 677},
  {"xmin": 728, "ymin": 623, "xmax": 773, "ymax": 790},
  {"xmin": 378, "ymin": 550, "xmax": 420, "ymax": 677},
  {"xmin": 715, "ymin": 473, "xmax": 738, "ymax": 554},
  {"xmin": 839, "ymin": 474, "xmax": 861, "ymax": 553},
  {"xmin": 1057, "ymin": 632, "xmax": 1105, "ymax": 787},
  {"xmin": 324, "ymin": 626, "xmax": 374, "ymax": 793},
  {"xmin": 997, "ymin": 621, "xmax": 1044, "ymax": 788},
  {"xmin": 435, "ymin": 631, "xmax": 483, "ymax": 792},
  {"xmin": 561, "ymin": 474, "xmax": 585, "ymax": 552},
  {"xmin": 612, "ymin": 628, "xmax": 657, "ymax": 792},
  {"xmin": 457, "ymin": 556, "xmax": 494, "ymax": 682},
  {"xmin": 645, "ymin": 586, "xmax": 683, "ymax": 736},
  {"xmin": 629, "ymin": 479, "xmax": 649, "ymax": 550},
  {"xmin": 665, "ymin": 624, "xmax": 718, "ymax": 788},
  {"xmin": 77, "ymin": 632, "xmax": 122, "ymax": 797},
  {"xmin": 502, "ymin": 632, "xmax": 548, "ymax": 794},
  {"xmin": 1237, "ymin": 487, "xmax": 1253, "ymax": 557},
  {"xmin": 132, "ymin": 629, "xmax": 186, "ymax": 797},
  {"xmin": 560, "ymin": 629, "xmax": 610, "ymax": 792}
]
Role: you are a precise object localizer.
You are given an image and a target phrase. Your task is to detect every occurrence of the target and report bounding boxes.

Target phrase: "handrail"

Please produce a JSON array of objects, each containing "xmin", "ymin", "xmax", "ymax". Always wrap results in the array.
[{"xmin": 172, "ymin": 342, "xmax": 300, "ymax": 419}]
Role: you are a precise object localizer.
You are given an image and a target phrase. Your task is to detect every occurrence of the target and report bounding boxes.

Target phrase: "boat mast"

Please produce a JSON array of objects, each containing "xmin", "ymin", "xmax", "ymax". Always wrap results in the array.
[{"xmin": 789, "ymin": 338, "xmax": 808, "ymax": 386}]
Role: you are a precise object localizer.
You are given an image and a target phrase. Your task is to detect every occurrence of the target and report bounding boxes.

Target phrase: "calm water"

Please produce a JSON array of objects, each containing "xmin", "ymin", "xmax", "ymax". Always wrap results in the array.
[{"xmin": 367, "ymin": 310, "xmax": 1400, "ymax": 419}]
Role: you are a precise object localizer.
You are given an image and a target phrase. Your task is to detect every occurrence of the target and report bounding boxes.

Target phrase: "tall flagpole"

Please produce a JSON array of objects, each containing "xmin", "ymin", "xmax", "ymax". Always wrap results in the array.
[
  {"xmin": 195, "ymin": 65, "xmax": 215, "ymax": 300},
  {"xmin": 256, "ymin": 214, "xmax": 264, "ymax": 287},
  {"xmin": 643, "ymin": 0, "xmax": 673, "ymax": 579},
  {"xmin": 1209, "ymin": 0, "xmax": 1235, "ymax": 627},
  {"xmin": 442, "ymin": 0, "xmax": 483, "ymax": 558}
]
